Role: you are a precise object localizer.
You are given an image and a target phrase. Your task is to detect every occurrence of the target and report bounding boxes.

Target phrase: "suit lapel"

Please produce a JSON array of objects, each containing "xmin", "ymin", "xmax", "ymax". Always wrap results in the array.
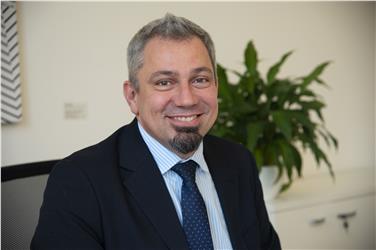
[
  {"xmin": 117, "ymin": 120, "xmax": 188, "ymax": 250},
  {"xmin": 203, "ymin": 137, "xmax": 247, "ymax": 250}
]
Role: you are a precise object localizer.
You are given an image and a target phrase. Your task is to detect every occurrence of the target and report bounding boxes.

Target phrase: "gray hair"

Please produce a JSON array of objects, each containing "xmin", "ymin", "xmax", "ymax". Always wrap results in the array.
[{"xmin": 127, "ymin": 13, "xmax": 217, "ymax": 90}]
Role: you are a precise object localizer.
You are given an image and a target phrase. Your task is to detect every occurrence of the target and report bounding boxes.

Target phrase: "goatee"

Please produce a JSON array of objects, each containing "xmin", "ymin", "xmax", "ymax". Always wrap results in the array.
[{"xmin": 169, "ymin": 126, "xmax": 202, "ymax": 155}]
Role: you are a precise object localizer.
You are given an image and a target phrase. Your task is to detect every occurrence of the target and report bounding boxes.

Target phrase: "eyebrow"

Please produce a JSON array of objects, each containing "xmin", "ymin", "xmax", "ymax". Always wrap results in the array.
[
  {"xmin": 148, "ymin": 70, "xmax": 178, "ymax": 83},
  {"xmin": 190, "ymin": 67, "xmax": 213, "ymax": 76},
  {"xmin": 148, "ymin": 67, "xmax": 214, "ymax": 82}
]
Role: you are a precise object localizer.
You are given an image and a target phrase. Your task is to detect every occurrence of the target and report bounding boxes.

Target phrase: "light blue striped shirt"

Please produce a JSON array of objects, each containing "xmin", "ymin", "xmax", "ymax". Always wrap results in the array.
[{"xmin": 138, "ymin": 123, "xmax": 233, "ymax": 250}]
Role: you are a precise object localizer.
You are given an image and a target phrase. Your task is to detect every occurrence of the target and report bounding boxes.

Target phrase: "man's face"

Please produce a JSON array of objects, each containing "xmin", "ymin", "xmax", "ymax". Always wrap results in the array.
[{"xmin": 124, "ymin": 37, "xmax": 218, "ymax": 159}]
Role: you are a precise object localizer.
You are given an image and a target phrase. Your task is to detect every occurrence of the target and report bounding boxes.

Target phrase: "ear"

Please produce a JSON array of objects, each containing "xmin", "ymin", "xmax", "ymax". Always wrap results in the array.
[{"xmin": 123, "ymin": 80, "xmax": 139, "ymax": 115}]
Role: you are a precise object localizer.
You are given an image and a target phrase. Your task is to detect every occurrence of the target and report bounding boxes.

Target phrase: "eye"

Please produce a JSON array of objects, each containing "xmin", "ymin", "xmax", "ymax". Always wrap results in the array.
[
  {"xmin": 154, "ymin": 79, "xmax": 175, "ymax": 90},
  {"xmin": 192, "ymin": 77, "xmax": 211, "ymax": 88},
  {"xmin": 193, "ymin": 77, "xmax": 208, "ymax": 83},
  {"xmin": 156, "ymin": 80, "xmax": 171, "ymax": 86}
]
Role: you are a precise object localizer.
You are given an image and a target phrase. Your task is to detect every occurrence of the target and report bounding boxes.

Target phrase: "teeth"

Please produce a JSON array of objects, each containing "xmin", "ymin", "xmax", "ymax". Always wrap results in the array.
[{"xmin": 173, "ymin": 115, "xmax": 197, "ymax": 122}]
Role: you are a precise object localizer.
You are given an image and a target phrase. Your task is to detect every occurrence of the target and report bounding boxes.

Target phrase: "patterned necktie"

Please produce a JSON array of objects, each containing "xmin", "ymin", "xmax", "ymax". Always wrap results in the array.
[{"xmin": 172, "ymin": 160, "xmax": 214, "ymax": 250}]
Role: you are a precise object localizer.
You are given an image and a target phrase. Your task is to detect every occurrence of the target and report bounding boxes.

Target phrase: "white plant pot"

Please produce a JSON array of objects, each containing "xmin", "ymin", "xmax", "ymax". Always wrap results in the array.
[{"xmin": 258, "ymin": 166, "xmax": 283, "ymax": 201}]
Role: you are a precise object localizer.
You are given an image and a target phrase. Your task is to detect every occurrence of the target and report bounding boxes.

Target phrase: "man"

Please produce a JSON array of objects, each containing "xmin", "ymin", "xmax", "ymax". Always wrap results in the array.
[{"xmin": 32, "ymin": 14, "xmax": 281, "ymax": 250}]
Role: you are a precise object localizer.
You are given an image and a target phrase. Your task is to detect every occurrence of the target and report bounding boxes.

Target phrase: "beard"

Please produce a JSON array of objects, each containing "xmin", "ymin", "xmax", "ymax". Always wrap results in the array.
[{"xmin": 169, "ymin": 126, "xmax": 202, "ymax": 155}]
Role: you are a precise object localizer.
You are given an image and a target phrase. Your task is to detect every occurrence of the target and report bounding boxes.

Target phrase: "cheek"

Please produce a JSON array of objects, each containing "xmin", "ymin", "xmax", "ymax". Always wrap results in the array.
[
  {"xmin": 142, "ymin": 93, "xmax": 171, "ymax": 115},
  {"xmin": 206, "ymin": 89, "xmax": 219, "ymax": 112},
  {"xmin": 206, "ymin": 92, "xmax": 219, "ymax": 122}
]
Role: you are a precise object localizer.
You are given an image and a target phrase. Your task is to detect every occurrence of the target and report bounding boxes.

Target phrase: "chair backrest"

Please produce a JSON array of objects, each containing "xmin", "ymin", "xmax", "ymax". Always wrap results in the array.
[{"xmin": 1, "ymin": 160, "xmax": 58, "ymax": 250}]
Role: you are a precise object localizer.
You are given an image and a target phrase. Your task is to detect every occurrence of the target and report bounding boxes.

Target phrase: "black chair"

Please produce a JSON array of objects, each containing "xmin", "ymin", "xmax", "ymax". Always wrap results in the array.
[{"xmin": 1, "ymin": 160, "xmax": 59, "ymax": 250}]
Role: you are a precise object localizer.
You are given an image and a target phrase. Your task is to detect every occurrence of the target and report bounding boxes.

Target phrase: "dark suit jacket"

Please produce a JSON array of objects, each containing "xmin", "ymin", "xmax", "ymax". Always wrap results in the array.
[{"xmin": 31, "ymin": 119, "xmax": 280, "ymax": 250}]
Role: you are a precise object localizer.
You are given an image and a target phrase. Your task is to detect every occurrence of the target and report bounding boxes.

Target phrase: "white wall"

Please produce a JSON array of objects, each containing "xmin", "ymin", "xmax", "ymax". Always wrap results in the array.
[
  {"xmin": 2, "ymin": 2, "xmax": 375, "ymax": 178},
  {"xmin": 374, "ymin": 4, "xmax": 376, "ymax": 247}
]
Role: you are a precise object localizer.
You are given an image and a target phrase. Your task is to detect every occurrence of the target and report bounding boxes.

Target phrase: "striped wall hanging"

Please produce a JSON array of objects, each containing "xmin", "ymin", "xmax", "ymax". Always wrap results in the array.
[{"xmin": 1, "ymin": 1, "xmax": 22, "ymax": 124}]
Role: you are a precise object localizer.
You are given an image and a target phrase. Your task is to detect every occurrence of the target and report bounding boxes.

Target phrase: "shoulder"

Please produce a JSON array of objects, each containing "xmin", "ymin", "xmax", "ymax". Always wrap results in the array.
[
  {"xmin": 203, "ymin": 134, "xmax": 258, "ymax": 171},
  {"xmin": 58, "ymin": 126, "xmax": 123, "ymax": 169},
  {"xmin": 34, "ymin": 125, "xmax": 132, "ymax": 247},
  {"xmin": 50, "ymin": 122, "xmax": 134, "ymax": 185},
  {"xmin": 204, "ymin": 134, "xmax": 246, "ymax": 149},
  {"xmin": 204, "ymin": 134, "xmax": 252, "ymax": 158},
  {"xmin": 42, "ymin": 124, "xmax": 134, "ymax": 219}
]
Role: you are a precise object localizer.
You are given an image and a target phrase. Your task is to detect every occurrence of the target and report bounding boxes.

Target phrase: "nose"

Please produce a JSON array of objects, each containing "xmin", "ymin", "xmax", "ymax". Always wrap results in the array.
[{"xmin": 174, "ymin": 83, "xmax": 198, "ymax": 107}]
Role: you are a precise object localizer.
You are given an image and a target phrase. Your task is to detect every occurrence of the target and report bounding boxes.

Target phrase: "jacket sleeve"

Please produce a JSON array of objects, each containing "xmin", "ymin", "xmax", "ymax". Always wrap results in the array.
[
  {"xmin": 31, "ymin": 160, "xmax": 104, "ymax": 250},
  {"xmin": 248, "ymin": 152, "xmax": 282, "ymax": 250}
]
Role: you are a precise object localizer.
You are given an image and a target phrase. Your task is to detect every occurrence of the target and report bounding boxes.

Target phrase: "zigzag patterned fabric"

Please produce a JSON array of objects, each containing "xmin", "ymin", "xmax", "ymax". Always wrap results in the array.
[{"xmin": 1, "ymin": 1, "xmax": 22, "ymax": 124}]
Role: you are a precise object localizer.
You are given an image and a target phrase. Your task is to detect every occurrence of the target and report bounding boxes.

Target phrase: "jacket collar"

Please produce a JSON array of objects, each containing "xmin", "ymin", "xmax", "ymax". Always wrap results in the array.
[
  {"xmin": 117, "ymin": 119, "xmax": 244, "ymax": 249},
  {"xmin": 118, "ymin": 119, "xmax": 189, "ymax": 250},
  {"xmin": 203, "ymin": 136, "xmax": 246, "ymax": 250}
]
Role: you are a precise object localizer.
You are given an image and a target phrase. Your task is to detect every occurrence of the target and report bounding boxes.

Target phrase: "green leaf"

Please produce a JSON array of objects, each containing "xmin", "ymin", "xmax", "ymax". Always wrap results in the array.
[
  {"xmin": 214, "ymin": 41, "xmax": 337, "ymax": 194},
  {"xmin": 253, "ymin": 148, "xmax": 263, "ymax": 170},
  {"xmin": 228, "ymin": 69, "xmax": 242, "ymax": 78},
  {"xmin": 315, "ymin": 146, "xmax": 334, "ymax": 178},
  {"xmin": 302, "ymin": 62, "xmax": 331, "ymax": 89},
  {"xmin": 300, "ymin": 89, "xmax": 317, "ymax": 98},
  {"xmin": 318, "ymin": 129, "xmax": 331, "ymax": 147},
  {"xmin": 267, "ymin": 81, "xmax": 290, "ymax": 97},
  {"xmin": 238, "ymin": 75, "xmax": 255, "ymax": 95},
  {"xmin": 279, "ymin": 181, "xmax": 292, "ymax": 193},
  {"xmin": 289, "ymin": 143, "xmax": 302, "ymax": 177},
  {"xmin": 246, "ymin": 76, "xmax": 256, "ymax": 94},
  {"xmin": 328, "ymin": 132, "xmax": 339, "ymax": 149},
  {"xmin": 263, "ymin": 142, "xmax": 279, "ymax": 166},
  {"xmin": 305, "ymin": 136, "xmax": 325, "ymax": 166},
  {"xmin": 234, "ymin": 102, "xmax": 258, "ymax": 115},
  {"xmin": 275, "ymin": 164, "xmax": 284, "ymax": 184},
  {"xmin": 244, "ymin": 41, "xmax": 258, "ymax": 75},
  {"xmin": 246, "ymin": 122, "xmax": 265, "ymax": 151},
  {"xmin": 276, "ymin": 139, "xmax": 303, "ymax": 179},
  {"xmin": 315, "ymin": 77, "xmax": 329, "ymax": 88},
  {"xmin": 289, "ymin": 111, "xmax": 315, "ymax": 130},
  {"xmin": 217, "ymin": 64, "xmax": 232, "ymax": 102},
  {"xmin": 300, "ymin": 100, "xmax": 325, "ymax": 111},
  {"xmin": 272, "ymin": 111, "xmax": 292, "ymax": 139},
  {"xmin": 277, "ymin": 140, "xmax": 294, "ymax": 180},
  {"xmin": 312, "ymin": 109, "xmax": 324, "ymax": 122},
  {"xmin": 267, "ymin": 51, "xmax": 293, "ymax": 84},
  {"xmin": 268, "ymin": 81, "xmax": 297, "ymax": 107}
]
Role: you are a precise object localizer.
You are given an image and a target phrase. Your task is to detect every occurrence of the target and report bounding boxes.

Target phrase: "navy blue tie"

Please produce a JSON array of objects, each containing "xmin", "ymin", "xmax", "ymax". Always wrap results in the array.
[{"xmin": 172, "ymin": 160, "xmax": 214, "ymax": 250}]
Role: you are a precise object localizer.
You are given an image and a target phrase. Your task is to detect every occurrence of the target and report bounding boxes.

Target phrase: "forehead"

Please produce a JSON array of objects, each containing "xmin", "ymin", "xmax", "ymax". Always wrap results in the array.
[
  {"xmin": 142, "ymin": 36, "xmax": 212, "ymax": 69},
  {"xmin": 144, "ymin": 35, "xmax": 204, "ymax": 51}
]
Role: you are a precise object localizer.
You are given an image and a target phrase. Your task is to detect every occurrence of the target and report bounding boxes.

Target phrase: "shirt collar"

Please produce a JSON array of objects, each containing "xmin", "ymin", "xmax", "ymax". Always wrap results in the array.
[{"xmin": 137, "ymin": 122, "xmax": 208, "ymax": 174}]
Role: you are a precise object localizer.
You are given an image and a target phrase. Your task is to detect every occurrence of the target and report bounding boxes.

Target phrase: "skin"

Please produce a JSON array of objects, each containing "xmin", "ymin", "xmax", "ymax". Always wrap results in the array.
[{"xmin": 124, "ymin": 36, "xmax": 218, "ymax": 159}]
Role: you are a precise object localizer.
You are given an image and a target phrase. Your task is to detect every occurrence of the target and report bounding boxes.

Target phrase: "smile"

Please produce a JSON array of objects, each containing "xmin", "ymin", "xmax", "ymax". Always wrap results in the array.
[{"xmin": 172, "ymin": 115, "xmax": 198, "ymax": 122}]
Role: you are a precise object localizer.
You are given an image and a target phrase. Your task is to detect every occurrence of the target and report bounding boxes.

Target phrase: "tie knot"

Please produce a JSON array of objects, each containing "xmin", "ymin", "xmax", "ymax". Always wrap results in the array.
[{"xmin": 172, "ymin": 160, "xmax": 198, "ymax": 183}]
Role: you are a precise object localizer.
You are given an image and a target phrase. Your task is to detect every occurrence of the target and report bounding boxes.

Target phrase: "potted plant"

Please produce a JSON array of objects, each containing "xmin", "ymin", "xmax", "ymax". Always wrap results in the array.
[{"xmin": 211, "ymin": 41, "xmax": 338, "ymax": 196}]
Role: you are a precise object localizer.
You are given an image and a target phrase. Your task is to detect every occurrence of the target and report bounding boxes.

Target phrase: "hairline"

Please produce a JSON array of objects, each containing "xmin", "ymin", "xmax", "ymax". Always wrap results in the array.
[
  {"xmin": 132, "ymin": 36, "xmax": 216, "ymax": 91},
  {"xmin": 127, "ymin": 14, "xmax": 217, "ymax": 91},
  {"xmin": 140, "ymin": 36, "xmax": 216, "ymax": 86}
]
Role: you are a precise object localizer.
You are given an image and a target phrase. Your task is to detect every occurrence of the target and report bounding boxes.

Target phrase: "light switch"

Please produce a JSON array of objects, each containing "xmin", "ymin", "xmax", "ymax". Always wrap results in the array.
[{"xmin": 64, "ymin": 102, "xmax": 88, "ymax": 120}]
